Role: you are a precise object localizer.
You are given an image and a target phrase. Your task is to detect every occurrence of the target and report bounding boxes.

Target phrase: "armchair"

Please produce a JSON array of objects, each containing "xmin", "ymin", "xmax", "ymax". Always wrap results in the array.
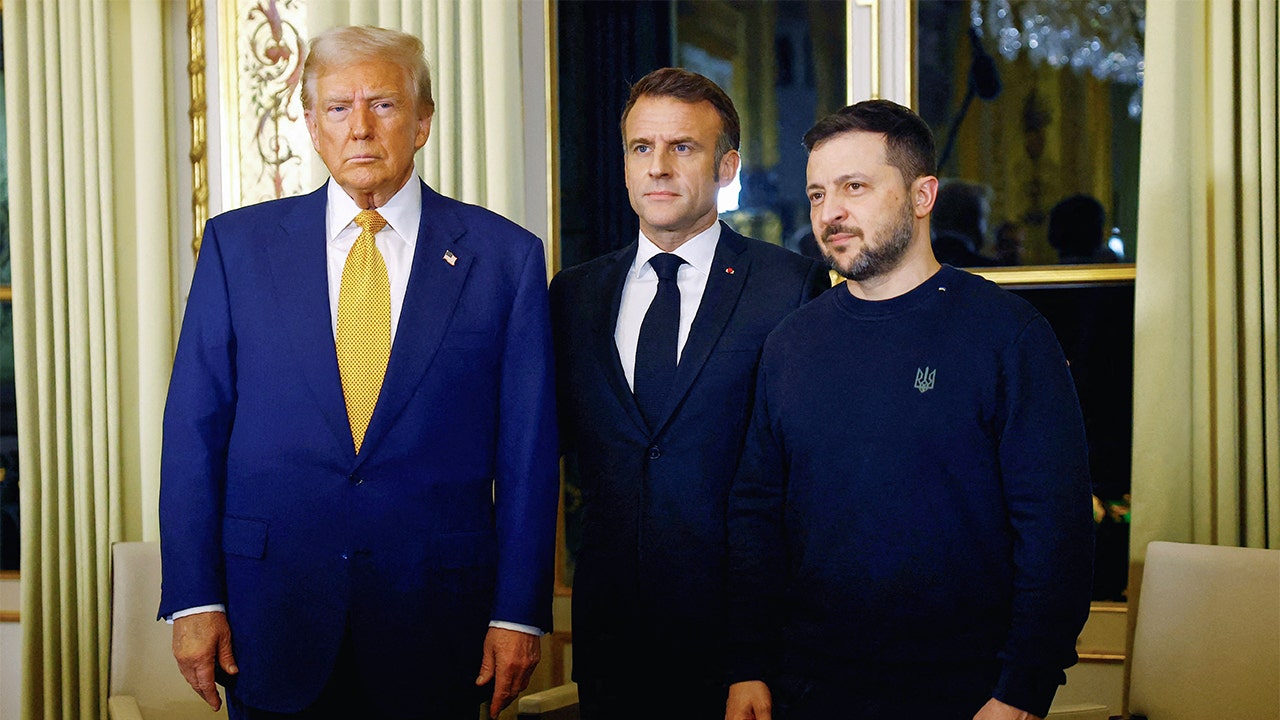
[{"xmin": 1128, "ymin": 540, "xmax": 1280, "ymax": 720}]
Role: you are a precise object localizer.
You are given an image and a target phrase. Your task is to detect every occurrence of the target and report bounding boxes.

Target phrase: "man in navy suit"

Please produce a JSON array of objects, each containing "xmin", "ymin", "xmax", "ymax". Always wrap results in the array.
[
  {"xmin": 159, "ymin": 26, "xmax": 558, "ymax": 719},
  {"xmin": 550, "ymin": 68, "xmax": 828, "ymax": 719}
]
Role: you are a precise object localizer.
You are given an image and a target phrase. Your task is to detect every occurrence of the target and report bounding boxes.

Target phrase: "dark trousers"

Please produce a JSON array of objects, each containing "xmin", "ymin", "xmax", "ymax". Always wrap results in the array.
[
  {"xmin": 578, "ymin": 675, "xmax": 727, "ymax": 720},
  {"xmin": 225, "ymin": 634, "xmax": 481, "ymax": 720},
  {"xmin": 771, "ymin": 663, "xmax": 998, "ymax": 720}
]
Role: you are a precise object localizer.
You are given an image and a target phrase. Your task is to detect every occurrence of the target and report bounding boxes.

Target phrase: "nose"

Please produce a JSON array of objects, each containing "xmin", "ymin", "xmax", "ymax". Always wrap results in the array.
[
  {"xmin": 349, "ymin": 105, "xmax": 373, "ymax": 139},
  {"xmin": 816, "ymin": 196, "xmax": 847, "ymax": 229},
  {"xmin": 647, "ymin": 149, "xmax": 672, "ymax": 178}
]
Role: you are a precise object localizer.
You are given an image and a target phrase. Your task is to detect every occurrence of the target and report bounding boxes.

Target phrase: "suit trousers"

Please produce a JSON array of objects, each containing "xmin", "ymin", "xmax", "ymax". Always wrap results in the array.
[
  {"xmin": 578, "ymin": 675, "xmax": 727, "ymax": 720},
  {"xmin": 770, "ymin": 662, "xmax": 999, "ymax": 720},
  {"xmin": 225, "ymin": 631, "xmax": 482, "ymax": 720}
]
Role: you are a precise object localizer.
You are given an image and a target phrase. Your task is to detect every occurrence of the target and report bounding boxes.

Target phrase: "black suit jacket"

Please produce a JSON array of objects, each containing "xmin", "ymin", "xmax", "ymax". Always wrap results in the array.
[{"xmin": 549, "ymin": 222, "xmax": 828, "ymax": 688}]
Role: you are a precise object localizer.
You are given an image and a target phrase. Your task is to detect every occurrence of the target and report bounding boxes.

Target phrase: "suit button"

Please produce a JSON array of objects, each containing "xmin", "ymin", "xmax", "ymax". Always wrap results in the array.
[
  {"xmin": 349, "ymin": 474, "xmax": 363, "ymax": 486},
  {"xmin": 648, "ymin": 446, "xmax": 661, "ymax": 460},
  {"xmin": 341, "ymin": 552, "xmax": 349, "ymax": 560}
]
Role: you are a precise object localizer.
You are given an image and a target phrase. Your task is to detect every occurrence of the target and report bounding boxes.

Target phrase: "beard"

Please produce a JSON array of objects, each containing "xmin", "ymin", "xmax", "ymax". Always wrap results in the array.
[{"xmin": 821, "ymin": 198, "xmax": 916, "ymax": 282}]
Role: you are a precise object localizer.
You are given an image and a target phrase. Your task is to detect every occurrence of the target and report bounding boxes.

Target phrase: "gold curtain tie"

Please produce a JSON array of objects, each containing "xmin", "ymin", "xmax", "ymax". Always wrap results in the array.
[{"xmin": 336, "ymin": 209, "xmax": 391, "ymax": 453}]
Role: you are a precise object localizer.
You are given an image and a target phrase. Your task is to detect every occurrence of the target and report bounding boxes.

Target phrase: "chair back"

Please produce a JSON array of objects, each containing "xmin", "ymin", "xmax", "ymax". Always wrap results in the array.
[
  {"xmin": 109, "ymin": 541, "xmax": 227, "ymax": 719},
  {"xmin": 1129, "ymin": 540, "xmax": 1280, "ymax": 720}
]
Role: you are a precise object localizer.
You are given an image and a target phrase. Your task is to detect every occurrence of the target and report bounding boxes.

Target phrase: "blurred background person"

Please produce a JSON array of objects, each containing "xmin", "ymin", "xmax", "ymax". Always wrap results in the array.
[
  {"xmin": 1048, "ymin": 194, "xmax": 1121, "ymax": 264},
  {"xmin": 993, "ymin": 221, "xmax": 1026, "ymax": 266}
]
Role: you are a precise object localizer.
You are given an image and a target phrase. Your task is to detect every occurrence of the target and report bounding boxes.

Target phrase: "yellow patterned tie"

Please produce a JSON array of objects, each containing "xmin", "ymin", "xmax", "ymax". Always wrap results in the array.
[{"xmin": 337, "ymin": 209, "xmax": 391, "ymax": 453}]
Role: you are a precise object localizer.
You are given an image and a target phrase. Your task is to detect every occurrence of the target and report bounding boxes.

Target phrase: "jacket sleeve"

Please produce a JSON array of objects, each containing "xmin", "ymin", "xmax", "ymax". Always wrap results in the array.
[
  {"xmin": 158, "ymin": 221, "xmax": 237, "ymax": 619},
  {"xmin": 726, "ymin": 350, "xmax": 789, "ymax": 684},
  {"xmin": 491, "ymin": 236, "xmax": 560, "ymax": 632}
]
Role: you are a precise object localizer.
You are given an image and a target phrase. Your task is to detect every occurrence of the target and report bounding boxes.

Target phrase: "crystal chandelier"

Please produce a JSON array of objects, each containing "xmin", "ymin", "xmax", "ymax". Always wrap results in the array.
[{"xmin": 970, "ymin": 0, "xmax": 1146, "ymax": 117}]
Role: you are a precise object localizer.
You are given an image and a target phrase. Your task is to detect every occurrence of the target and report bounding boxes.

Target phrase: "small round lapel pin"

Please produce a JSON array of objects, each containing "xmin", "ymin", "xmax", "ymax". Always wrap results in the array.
[{"xmin": 725, "ymin": 267, "xmax": 735, "ymax": 275}]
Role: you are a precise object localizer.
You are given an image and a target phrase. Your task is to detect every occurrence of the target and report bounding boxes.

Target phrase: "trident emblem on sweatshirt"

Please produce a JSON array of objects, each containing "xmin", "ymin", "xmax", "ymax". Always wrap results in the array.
[{"xmin": 914, "ymin": 367, "xmax": 936, "ymax": 393}]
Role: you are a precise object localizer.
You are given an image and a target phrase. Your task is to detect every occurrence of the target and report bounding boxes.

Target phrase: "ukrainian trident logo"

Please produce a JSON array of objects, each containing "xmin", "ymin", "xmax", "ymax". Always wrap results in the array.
[{"xmin": 914, "ymin": 367, "xmax": 936, "ymax": 393}]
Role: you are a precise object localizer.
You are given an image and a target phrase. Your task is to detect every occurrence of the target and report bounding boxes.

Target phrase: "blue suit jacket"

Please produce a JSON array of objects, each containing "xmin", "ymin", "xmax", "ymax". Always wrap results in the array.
[
  {"xmin": 549, "ymin": 223, "xmax": 828, "ymax": 688},
  {"xmin": 159, "ymin": 181, "xmax": 559, "ymax": 715}
]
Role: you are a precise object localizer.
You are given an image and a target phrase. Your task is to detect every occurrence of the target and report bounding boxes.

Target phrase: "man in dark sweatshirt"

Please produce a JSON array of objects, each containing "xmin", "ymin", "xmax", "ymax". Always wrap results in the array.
[{"xmin": 725, "ymin": 100, "xmax": 1094, "ymax": 720}]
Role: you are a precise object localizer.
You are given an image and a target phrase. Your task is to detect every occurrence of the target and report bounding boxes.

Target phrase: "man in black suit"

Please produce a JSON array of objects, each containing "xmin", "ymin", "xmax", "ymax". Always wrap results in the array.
[{"xmin": 549, "ymin": 68, "xmax": 828, "ymax": 719}]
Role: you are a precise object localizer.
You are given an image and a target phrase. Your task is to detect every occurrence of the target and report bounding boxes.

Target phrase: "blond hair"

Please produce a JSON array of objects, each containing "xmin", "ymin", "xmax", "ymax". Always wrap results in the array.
[{"xmin": 301, "ymin": 25, "xmax": 434, "ymax": 115}]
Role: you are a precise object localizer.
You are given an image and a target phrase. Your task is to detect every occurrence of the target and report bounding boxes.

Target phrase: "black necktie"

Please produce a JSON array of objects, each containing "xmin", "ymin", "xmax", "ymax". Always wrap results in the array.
[{"xmin": 634, "ymin": 253, "xmax": 686, "ymax": 430}]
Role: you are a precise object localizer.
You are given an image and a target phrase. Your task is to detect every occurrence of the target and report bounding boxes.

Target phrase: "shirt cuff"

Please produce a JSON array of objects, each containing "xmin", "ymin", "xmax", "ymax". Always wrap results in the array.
[
  {"xmin": 488, "ymin": 620, "xmax": 545, "ymax": 636},
  {"xmin": 166, "ymin": 608, "xmax": 542, "ymax": 638},
  {"xmin": 166, "ymin": 604, "xmax": 227, "ymax": 624}
]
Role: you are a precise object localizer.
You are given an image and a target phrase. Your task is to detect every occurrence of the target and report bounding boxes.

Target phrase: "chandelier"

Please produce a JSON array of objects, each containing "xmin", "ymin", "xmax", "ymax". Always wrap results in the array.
[{"xmin": 970, "ymin": 0, "xmax": 1146, "ymax": 117}]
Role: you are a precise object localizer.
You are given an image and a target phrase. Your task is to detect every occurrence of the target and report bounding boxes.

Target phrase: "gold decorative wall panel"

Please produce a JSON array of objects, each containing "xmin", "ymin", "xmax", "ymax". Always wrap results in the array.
[{"xmin": 220, "ymin": 0, "xmax": 313, "ymax": 209}]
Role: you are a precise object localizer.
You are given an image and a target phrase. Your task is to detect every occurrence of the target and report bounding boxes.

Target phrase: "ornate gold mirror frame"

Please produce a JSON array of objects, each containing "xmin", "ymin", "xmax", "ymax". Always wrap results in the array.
[{"xmin": 188, "ymin": 0, "xmax": 209, "ymax": 259}]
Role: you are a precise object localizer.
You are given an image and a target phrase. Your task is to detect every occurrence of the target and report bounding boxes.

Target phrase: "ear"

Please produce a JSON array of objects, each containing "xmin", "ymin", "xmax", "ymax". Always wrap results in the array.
[
  {"xmin": 415, "ymin": 111, "xmax": 434, "ymax": 151},
  {"xmin": 717, "ymin": 149, "xmax": 741, "ymax": 188},
  {"xmin": 912, "ymin": 175, "xmax": 939, "ymax": 218}
]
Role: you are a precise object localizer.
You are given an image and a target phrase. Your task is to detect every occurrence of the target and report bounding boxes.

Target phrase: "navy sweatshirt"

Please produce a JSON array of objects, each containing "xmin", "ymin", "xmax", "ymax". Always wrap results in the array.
[{"xmin": 727, "ymin": 265, "xmax": 1094, "ymax": 717}]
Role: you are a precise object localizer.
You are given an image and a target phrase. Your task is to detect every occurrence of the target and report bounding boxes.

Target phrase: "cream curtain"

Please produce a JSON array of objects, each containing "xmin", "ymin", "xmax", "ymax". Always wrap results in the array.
[
  {"xmin": 1131, "ymin": 0, "xmax": 1279, "ymax": 557},
  {"xmin": 305, "ymin": 0, "xmax": 529, "ymax": 226},
  {"xmin": 5, "ymin": 1, "xmax": 176, "ymax": 718}
]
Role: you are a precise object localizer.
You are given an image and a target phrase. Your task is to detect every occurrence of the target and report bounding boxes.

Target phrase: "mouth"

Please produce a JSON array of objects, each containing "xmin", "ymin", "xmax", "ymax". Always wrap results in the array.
[
  {"xmin": 347, "ymin": 155, "xmax": 381, "ymax": 164},
  {"xmin": 644, "ymin": 190, "xmax": 680, "ymax": 200},
  {"xmin": 822, "ymin": 225, "xmax": 862, "ymax": 248}
]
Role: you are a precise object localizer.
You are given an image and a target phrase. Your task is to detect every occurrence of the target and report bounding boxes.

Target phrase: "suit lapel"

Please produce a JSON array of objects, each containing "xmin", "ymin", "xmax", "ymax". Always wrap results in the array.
[
  {"xmin": 358, "ymin": 182, "xmax": 472, "ymax": 459},
  {"xmin": 594, "ymin": 242, "xmax": 650, "ymax": 436},
  {"xmin": 266, "ymin": 186, "xmax": 354, "ymax": 453},
  {"xmin": 651, "ymin": 223, "xmax": 750, "ymax": 433}
]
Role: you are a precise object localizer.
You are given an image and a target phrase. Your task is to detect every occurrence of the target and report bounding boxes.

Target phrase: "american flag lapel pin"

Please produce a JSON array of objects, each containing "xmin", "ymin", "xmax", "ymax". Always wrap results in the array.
[{"xmin": 443, "ymin": 250, "xmax": 458, "ymax": 266}]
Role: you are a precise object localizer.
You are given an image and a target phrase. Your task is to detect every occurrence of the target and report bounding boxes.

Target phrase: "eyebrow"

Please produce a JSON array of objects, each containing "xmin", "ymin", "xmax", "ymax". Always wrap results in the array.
[
  {"xmin": 807, "ymin": 173, "xmax": 867, "ymax": 192},
  {"xmin": 321, "ymin": 90, "xmax": 404, "ymax": 104},
  {"xmin": 628, "ymin": 135, "xmax": 701, "ymax": 149}
]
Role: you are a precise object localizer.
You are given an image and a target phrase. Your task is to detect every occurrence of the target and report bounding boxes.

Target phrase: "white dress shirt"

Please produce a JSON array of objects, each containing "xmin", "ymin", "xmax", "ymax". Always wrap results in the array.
[
  {"xmin": 615, "ymin": 222, "xmax": 721, "ymax": 390},
  {"xmin": 323, "ymin": 178, "xmax": 420, "ymax": 344}
]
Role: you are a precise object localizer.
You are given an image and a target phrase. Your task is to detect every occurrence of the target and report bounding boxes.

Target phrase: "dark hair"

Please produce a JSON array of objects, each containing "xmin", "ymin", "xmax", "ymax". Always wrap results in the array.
[
  {"xmin": 620, "ymin": 67, "xmax": 740, "ymax": 166},
  {"xmin": 803, "ymin": 99, "xmax": 936, "ymax": 183},
  {"xmin": 1047, "ymin": 194, "xmax": 1107, "ymax": 257}
]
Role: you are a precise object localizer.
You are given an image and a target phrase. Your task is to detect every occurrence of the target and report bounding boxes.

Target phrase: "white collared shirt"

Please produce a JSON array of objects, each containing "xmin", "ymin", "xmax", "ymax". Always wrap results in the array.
[
  {"xmin": 324, "ymin": 178, "xmax": 421, "ymax": 344},
  {"xmin": 615, "ymin": 222, "xmax": 721, "ymax": 390}
]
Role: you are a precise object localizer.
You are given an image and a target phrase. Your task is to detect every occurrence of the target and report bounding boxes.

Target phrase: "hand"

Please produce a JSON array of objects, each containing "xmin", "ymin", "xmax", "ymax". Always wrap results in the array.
[
  {"xmin": 725, "ymin": 680, "xmax": 772, "ymax": 720},
  {"xmin": 973, "ymin": 698, "xmax": 1042, "ymax": 720},
  {"xmin": 172, "ymin": 611, "xmax": 238, "ymax": 710},
  {"xmin": 475, "ymin": 627, "xmax": 540, "ymax": 717}
]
